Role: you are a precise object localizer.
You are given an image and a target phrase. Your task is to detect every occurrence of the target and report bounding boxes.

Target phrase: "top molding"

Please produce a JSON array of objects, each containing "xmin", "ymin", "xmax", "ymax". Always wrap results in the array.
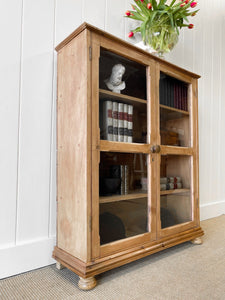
[{"xmin": 55, "ymin": 22, "xmax": 200, "ymax": 79}]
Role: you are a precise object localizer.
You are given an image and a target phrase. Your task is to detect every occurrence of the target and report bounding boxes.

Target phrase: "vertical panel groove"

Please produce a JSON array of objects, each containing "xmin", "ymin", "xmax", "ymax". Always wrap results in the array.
[
  {"xmin": 104, "ymin": 0, "xmax": 108, "ymax": 31},
  {"xmin": 15, "ymin": 0, "xmax": 24, "ymax": 245},
  {"xmin": 48, "ymin": 0, "xmax": 57, "ymax": 238}
]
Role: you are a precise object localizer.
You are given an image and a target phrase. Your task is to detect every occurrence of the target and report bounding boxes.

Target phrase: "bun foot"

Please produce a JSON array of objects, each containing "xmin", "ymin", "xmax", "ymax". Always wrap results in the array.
[
  {"xmin": 56, "ymin": 262, "xmax": 65, "ymax": 270},
  {"xmin": 78, "ymin": 276, "xmax": 97, "ymax": 290},
  {"xmin": 191, "ymin": 237, "xmax": 203, "ymax": 245}
]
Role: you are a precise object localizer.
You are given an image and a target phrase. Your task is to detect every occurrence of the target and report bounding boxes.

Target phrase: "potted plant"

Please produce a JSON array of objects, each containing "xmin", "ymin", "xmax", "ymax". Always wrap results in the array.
[{"xmin": 125, "ymin": 0, "xmax": 199, "ymax": 57}]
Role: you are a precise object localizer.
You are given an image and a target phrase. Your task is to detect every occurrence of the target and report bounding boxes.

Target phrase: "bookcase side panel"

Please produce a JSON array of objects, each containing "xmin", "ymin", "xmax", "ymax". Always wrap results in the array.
[{"xmin": 57, "ymin": 31, "xmax": 90, "ymax": 262}]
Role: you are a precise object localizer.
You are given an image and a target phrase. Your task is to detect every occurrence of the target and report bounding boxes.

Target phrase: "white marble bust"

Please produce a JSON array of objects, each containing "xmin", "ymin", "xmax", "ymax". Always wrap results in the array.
[{"xmin": 104, "ymin": 64, "xmax": 126, "ymax": 93}]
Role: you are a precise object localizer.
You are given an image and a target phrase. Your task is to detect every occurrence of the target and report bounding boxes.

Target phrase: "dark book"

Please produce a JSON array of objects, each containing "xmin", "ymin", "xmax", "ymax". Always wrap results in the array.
[{"xmin": 102, "ymin": 100, "xmax": 113, "ymax": 141}]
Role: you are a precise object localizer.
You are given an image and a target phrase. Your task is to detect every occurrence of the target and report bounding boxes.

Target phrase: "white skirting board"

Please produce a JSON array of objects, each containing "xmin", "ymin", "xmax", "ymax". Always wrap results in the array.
[
  {"xmin": 200, "ymin": 201, "xmax": 225, "ymax": 221},
  {"xmin": 0, "ymin": 237, "xmax": 56, "ymax": 279}
]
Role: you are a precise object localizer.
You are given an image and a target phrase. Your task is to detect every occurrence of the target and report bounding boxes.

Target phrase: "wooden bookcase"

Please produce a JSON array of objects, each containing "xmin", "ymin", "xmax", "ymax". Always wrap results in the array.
[{"xmin": 52, "ymin": 23, "xmax": 204, "ymax": 290}]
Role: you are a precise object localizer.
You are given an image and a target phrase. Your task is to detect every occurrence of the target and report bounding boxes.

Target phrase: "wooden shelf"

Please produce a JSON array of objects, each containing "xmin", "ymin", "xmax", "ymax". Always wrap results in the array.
[
  {"xmin": 160, "ymin": 104, "xmax": 189, "ymax": 115},
  {"xmin": 100, "ymin": 139, "xmax": 149, "ymax": 153},
  {"xmin": 100, "ymin": 191, "xmax": 147, "ymax": 204},
  {"xmin": 99, "ymin": 89, "xmax": 147, "ymax": 105},
  {"xmin": 160, "ymin": 188, "xmax": 190, "ymax": 196}
]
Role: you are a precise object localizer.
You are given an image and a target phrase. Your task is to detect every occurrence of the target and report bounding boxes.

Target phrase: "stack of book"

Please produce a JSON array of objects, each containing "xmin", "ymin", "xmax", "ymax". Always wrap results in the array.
[
  {"xmin": 160, "ymin": 74, "xmax": 188, "ymax": 111},
  {"xmin": 160, "ymin": 176, "xmax": 183, "ymax": 191},
  {"xmin": 102, "ymin": 100, "xmax": 133, "ymax": 142},
  {"xmin": 110, "ymin": 165, "xmax": 129, "ymax": 195}
]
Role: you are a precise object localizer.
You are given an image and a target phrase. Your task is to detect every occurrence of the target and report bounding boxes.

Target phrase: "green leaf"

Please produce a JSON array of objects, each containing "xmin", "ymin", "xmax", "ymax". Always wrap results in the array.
[
  {"xmin": 167, "ymin": 12, "xmax": 174, "ymax": 28},
  {"xmin": 149, "ymin": 10, "xmax": 158, "ymax": 24},
  {"xmin": 159, "ymin": 0, "xmax": 167, "ymax": 6},
  {"xmin": 169, "ymin": 0, "xmax": 177, "ymax": 7},
  {"xmin": 135, "ymin": 0, "xmax": 152, "ymax": 17},
  {"xmin": 151, "ymin": 0, "xmax": 158, "ymax": 10}
]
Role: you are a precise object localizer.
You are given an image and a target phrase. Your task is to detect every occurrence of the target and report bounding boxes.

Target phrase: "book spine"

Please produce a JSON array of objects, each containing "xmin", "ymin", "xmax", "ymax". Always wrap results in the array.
[
  {"xmin": 120, "ymin": 165, "xmax": 125, "ymax": 195},
  {"xmin": 159, "ymin": 77, "xmax": 165, "ymax": 105},
  {"xmin": 171, "ymin": 79, "xmax": 174, "ymax": 108},
  {"xmin": 102, "ymin": 100, "xmax": 113, "ymax": 141},
  {"xmin": 127, "ymin": 105, "xmax": 133, "ymax": 143},
  {"xmin": 112, "ymin": 101, "xmax": 118, "ymax": 141},
  {"xmin": 174, "ymin": 83, "xmax": 179, "ymax": 109},
  {"xmin": 123, "ymin": 104, "xmax": 128, "ymax": 142},
  {"xmin": 118, "ymin": 103, "xmax": 124, "ymax": 142},
  {"xmin": 177, "ymin": 84, "xmax": 182, "ymax": 110},
  {"xmin": 184, "ymin": 86, "xmax": 188, "ymax": 111},
  {"xmin": 124, "ymin": 165, "xmax": 129, "ymax": 195}
]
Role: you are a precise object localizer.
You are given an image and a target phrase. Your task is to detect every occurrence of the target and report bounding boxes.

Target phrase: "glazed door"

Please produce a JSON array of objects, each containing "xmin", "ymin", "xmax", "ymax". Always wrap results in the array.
[
  {"xmin": 91, "ymin": 35, "xmax": 157, "ymax": 259},
  {"xmin": 155, "ymin": 64, "xmax": 200, "ymax": 238}
]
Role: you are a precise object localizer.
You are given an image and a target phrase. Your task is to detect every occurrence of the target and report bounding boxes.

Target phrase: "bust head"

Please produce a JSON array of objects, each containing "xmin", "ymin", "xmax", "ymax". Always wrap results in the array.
[
  {"xmin": 110, "ymin": 64, "xmax": 125, "ymax": 86},
  {"xmin": 104, "ymin": 64, "xmax": 126, "ymax": 93}
]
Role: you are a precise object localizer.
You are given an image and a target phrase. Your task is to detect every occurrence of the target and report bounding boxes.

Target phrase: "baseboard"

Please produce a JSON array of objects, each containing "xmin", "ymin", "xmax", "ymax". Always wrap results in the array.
[
  {"xmin": 200, "ymin": 201, "xmax": 225, "ymax": 221},
  {"xmin": 0, "ymin": 237, "xmax": 56, "ymax": 279}
]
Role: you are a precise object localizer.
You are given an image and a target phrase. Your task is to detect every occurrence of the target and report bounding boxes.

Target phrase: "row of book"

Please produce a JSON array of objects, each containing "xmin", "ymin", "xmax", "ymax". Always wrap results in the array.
[
  {"xmin": 160, "ymin": 75, "xmax": 188, "ymax": 111},
  {"xmin": 102, "ymin": 100, "xmax": 133, "ymax": 142}
]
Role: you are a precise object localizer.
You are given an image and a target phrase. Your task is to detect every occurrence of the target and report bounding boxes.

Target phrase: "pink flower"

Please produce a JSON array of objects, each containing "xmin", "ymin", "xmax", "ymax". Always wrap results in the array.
[
  {"xmin": 190, "ymin": 2, "xmax": 197, "ymax": 8},
  {"xmin": 188, "ymin": 23, "xmax": 194, "ymax": 29},
  {"xmin": 128, "ymin": 31, "xmax": 134, "ymax": 38},
  {"xmin": 180, "ymin": 3, "xmax": 185, "ymax": 7},
  {"xmin": 125, "ymin": 10, "xmax": 131, "ymax": 16},
  {"xmin": 140, "ymin": 0, "xmax": 144, "ymax": 2},
  {"xmin": 147, "ymin": 3, "xmax": 152, "ymax": 9}
]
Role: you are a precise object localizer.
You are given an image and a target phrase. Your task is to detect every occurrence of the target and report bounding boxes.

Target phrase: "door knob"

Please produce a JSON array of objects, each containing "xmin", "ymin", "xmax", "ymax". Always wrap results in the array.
[{"xmin": 150, "ymin": 145, "xmax": 161, "ymax": 153}]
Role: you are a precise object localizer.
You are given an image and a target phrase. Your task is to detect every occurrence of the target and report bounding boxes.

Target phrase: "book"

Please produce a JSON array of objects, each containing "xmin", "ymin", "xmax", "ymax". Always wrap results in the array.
[
  {"xmin": 112, "ymin": 101, "xmax": 118, "ymax": 141},
  {"xmin": 127, "ymin": 105, "xmax": 133, "ymax": 143},
  {"xmin": 124, "ymin": 165, "xmax": 129, "ymax": 194},
  {"xmin": 118, "ymin": 103, "xmax": 124, "ymax": 142},
  {"xmin": 120, "ymin": 165, "xmax": 125, "ymax": 195},
  {"xmin": 184, "ymin": 85, "xmax": 188, "ymax": 111},
  {"xmin": 123, "ymin": 104, "xmax": 128, "ymax": 142},
  {"xmin": 102, "ymin": 100, "xmax": 113, "ymax": 141}
]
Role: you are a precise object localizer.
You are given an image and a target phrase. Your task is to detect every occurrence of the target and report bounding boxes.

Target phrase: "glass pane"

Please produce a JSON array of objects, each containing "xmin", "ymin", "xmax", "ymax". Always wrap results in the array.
[
  {"xmin": 160, "ymin": 72, "xmax": 190, "ymax": 147},
  {"xmin": 99, "ymin": 49, "xmax": 146, "ymax": 99},
  {"xmin": 99, "ymin": 48, "xmax": 147, "ymax": 144},
  {"xmin": 99, "ymin": 152, "xmax": 149, "ymax": 245},
  {"xmin": 160, "ymin": 155, "xmax": 192, "ymax": 229}
]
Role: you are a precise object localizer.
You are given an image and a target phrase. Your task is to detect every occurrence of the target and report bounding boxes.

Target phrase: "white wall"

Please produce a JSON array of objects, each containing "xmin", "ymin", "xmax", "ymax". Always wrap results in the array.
[{"xmin": 0, "ymin": 0, "xmax": 224, "ymax": 278}]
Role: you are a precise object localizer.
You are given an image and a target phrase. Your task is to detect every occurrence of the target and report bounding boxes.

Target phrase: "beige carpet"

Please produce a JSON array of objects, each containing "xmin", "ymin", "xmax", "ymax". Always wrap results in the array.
[{"xmin": 1, "ymin": 215, "xmax": 225, "ymax": 300}]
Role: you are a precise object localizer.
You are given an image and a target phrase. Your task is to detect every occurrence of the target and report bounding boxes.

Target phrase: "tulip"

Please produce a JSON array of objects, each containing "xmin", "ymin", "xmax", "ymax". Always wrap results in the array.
[
  {"xmin": 185, "ymin": 0, "xmax": 190, "ymax": 3},
  {"xmin": 180, "ymin": 3, "xmax": 185, "ymax": 7},
  {"xmin": 140, "ymin": 0, "xmax": 144, "ymax": 2},
  {"xmin": 128, "ymin": 31, "xmax": 134, "ymax": 37},
  {"xmin": 125, "ymin": 11, "xmax": 131, "ymax": 16},
  {"xmin": 147, "ymin": 3, "xmax": 152, "ymax": 9},
  {"xmin": 188, "ymin": 24, "xmax": 194, "ymax": 29},
  {"xmin": 190, "ymin": 2, "xmax": 197, "ymax": 8}
]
